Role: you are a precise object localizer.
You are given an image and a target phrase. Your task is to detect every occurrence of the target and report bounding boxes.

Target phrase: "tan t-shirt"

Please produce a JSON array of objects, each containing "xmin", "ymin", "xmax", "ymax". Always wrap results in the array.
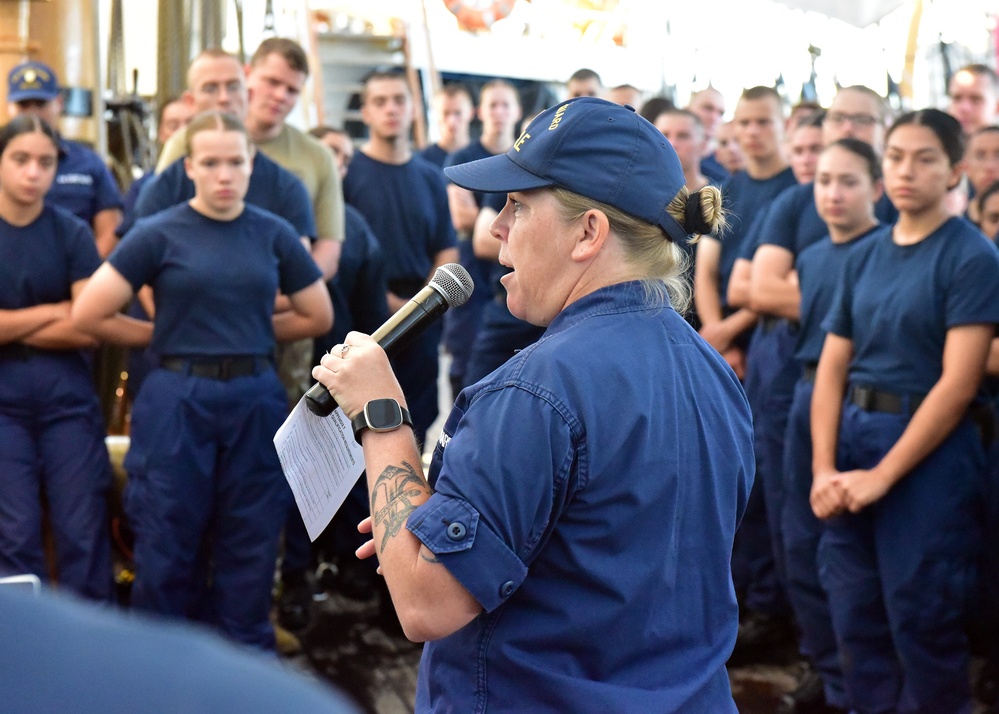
[{"xmin": 157, "ymin": 125, "xmax": 344, "ymax": 243}]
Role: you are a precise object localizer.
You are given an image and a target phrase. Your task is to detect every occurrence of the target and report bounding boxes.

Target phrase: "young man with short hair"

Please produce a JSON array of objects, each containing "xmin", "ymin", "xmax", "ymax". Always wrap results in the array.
[
  {"xmin": 343, "ymin": 71, "xmax": 458, "ymax": 444},
  {"xmin": 420, "ymin": 84, "xmax": 474, "ymax": 168},
  {"xmin": 948, "ymin": 64, "xmax": 999, "ymax": 136}
]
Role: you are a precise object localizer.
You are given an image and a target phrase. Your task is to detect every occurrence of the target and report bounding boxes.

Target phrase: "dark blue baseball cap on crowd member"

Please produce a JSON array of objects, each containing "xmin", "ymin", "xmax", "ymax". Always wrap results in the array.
[
  {"xmin": 8, "ymin": 61, "xmax": 60, "ymax": 103},
  {"xmin": 444, "ymin": 97, "xmax": 689, "ymax": 243}
]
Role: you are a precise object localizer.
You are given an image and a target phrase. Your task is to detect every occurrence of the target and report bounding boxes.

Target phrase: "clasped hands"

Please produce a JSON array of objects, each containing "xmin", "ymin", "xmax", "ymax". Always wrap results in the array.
[{"xmin": 810, "ymin": 466, "xmax": 893, "ymax": 519}]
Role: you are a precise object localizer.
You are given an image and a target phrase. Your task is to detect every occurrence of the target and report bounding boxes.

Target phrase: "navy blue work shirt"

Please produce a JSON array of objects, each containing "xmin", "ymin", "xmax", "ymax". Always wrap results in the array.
[
  {"xmin": 49, "ymin": 139, "xmax": 123, "ymax": 225},
  {"xmin": 408, "ymin": 281, "xmax": 754, "ymax": 712}
]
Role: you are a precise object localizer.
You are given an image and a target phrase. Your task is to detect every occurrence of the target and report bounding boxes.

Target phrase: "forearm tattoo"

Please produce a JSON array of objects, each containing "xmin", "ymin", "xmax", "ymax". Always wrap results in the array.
[{"xmin": 370, "ymin": 460, "xmax": 431, "ymax": 553}]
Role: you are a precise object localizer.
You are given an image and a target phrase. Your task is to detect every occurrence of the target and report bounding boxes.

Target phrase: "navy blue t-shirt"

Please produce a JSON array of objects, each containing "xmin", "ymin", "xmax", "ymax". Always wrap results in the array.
[
  {"xmin": 129, "ymin": 154, "xmax": 316, "ymax": 240},
  {"xmin": 824, "ymin": 217, "xmax": 999, "ymax": 394},
  {"xmin": 794, "ymin": 225, "xmax": 880, "ymax": 364},
  {"xmin": 315, "ymin": 204, "xmax": 388, "ymax": 356},
  {"xmin": 118, "ymin": 172, "xmax": 153, "ymax": 237},
  {"xmin": 701, "ymin": 153, "xmax": 729, "ymax": 183},
  {"xmin": 0, "ymin": 202, "xmax": 99, "ymax": 315},
  {"xmin": 716, "ymin": 167, "xmax": 796, "ymax": 304},
  {"xmin": 50, "ymin": 139, "xmax": 124, "ymax": 225},
  {"xmin": 419, "ymin": 143, "xmax": 449, "ymax": 169},
  {"xmin": 343, "ymin": 152, "xmax": 457, "ymax": 296},
  {"xmin": 441, "ymin": 142, "xmax": 500, "ymax": 369},
  {"xmin": 445, "ymin": 141, "xmax": 500, "ymax": 210},
  {"xmin": 110, "ymin": 203, "xmax": 320, "ymax": 357},
  {"xmin": 762, "ymin": 181, "xmax": 899, "ymax": 257},
  {"xmin": 735, "ymin": 210, "xmax": 771, "ymax": 262}
]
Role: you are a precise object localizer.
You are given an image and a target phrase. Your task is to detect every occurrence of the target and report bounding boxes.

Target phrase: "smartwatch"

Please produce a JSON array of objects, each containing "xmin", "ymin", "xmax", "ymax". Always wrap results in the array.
[{"xmin": 351, "ymin": 398, "xmax": 413, "ymax": 444}]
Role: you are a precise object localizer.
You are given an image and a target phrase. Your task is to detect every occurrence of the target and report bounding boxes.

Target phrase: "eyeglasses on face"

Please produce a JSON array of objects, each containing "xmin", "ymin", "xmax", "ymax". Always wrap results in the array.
[{"xmin": 826, "ymin": 112, "xmax": 879, "ymax": 127}]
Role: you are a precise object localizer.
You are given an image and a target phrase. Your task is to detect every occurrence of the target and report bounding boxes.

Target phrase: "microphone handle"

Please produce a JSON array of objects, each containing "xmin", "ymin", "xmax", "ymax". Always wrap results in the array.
[{"xmin": 304, "ymin": 288, "xmax": 447, "ymax": 417}]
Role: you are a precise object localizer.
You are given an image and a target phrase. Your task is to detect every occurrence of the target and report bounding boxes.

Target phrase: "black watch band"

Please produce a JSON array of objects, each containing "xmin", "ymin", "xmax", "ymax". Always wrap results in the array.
[{"xmin": 351, "ymin": 398, "xmax": 413, "ymax": 445}]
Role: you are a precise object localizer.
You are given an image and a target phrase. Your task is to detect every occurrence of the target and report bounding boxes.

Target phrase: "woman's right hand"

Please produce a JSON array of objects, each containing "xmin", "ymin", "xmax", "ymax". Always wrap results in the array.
[{"xmin": 312, "ymin": 332, "xmax": 406, "ymax": 421}]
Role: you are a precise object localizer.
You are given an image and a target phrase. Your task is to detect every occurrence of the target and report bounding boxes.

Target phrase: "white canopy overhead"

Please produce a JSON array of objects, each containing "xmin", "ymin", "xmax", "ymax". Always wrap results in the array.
[{"xmin": 775, "ymin": 0, "xmax": 908, "ymax": 27}]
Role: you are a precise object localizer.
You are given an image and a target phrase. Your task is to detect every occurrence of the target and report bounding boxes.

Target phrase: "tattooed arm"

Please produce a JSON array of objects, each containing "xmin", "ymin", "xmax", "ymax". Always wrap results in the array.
[
  {"xmin": 311, "ymin": 331, "xmax": 482, "ymax": 642},
  {"xmin": 358, "ymin": 430, "xmax": 483, "ymax": 642}
]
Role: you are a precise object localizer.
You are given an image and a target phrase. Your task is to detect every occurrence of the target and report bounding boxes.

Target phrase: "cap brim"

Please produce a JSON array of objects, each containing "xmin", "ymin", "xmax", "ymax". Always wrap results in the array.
[
  {"xmin": 444, "ymin": 153, "xmax": 553, "ymax": 194},
  {"xmin": 9, "ymin": 90, "xmax": 58, "ymax": 103}
]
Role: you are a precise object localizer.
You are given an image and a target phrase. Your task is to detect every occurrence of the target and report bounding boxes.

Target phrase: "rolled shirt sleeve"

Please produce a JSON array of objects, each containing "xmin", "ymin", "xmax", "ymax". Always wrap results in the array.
[{"xmin": 407, "ymin": 383, "xmax": 579, "ymax": 612}]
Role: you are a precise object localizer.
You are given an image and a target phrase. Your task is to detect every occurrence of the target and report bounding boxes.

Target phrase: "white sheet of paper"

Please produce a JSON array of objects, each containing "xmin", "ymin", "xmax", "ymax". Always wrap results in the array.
[{"xmin": 274, "ymin": 397, "xmax": 366, "ymax": 541}]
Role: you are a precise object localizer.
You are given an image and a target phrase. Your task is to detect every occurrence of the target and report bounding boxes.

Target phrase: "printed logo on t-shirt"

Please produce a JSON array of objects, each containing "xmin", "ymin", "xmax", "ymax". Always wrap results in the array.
[{"xmin": 56, "ymin": 174, "xmax": 94, "ymax": 186}]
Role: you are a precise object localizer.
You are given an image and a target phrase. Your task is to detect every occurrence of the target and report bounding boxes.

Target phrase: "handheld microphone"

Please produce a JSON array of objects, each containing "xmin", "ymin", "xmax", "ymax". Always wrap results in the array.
[{"xmin": 304, "ymin": 263, "xmax": 475, "ymax": 417}]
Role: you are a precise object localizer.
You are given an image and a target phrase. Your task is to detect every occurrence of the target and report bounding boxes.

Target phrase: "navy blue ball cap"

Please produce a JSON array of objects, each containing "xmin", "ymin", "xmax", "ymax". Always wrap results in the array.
[
  {"xmin": 8, "ymin": 61, "xmax": 60, "ymax": 103},
  {"xmin": 444, "ymin": 97, "xmax": 689, "ymax": 242}
]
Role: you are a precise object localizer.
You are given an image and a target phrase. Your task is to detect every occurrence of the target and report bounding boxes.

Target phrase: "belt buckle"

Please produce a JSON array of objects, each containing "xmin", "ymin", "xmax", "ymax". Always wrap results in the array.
[
  {"xmin": 219, "ymin": 359, "xmax": 232, "ymax": 381},
  {"xmin": 854, "ymin": 386, "xmax": 874, "ymax": 410}
]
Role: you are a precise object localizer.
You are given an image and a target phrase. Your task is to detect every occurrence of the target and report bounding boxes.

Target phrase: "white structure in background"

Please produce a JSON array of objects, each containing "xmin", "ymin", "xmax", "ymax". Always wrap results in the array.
[{"xmin": 102, "ymin": 0, "xmax": 996, "ymax": 126}]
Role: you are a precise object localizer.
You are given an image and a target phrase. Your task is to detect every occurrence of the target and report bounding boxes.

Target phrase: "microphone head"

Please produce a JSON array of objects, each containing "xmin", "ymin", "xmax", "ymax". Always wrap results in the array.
[{"xmin": 430, "ymin": 263, "xmax": 475, "ymax": 308}]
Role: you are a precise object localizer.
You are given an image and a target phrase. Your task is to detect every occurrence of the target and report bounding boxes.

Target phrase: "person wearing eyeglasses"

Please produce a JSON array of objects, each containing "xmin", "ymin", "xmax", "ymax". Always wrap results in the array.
[
  {"xmin": 134, "ymin": 50, "xmax": 316, "ymax": 259},
  {"xmin": 726, "ymin": 85, "xmax": 895, "ymax": 713}
]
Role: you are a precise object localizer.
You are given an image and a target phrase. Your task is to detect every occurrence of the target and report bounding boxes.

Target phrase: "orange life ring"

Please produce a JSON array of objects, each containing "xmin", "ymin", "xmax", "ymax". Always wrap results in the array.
[{"xmin": 443, "ymin": 0, "xmax": 515, "ymax": 32}]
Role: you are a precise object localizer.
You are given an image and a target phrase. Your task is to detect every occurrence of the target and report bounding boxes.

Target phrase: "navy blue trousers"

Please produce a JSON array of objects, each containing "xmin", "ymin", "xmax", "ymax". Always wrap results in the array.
[
  {"xmin": 737, "ymin": 320, "xmax": 797, "ymax": 615},
  {"xmin": 125, "ymin": 368, "xmax": 290, "ymax": 650},
  {"xmin": 782, "ymin": 377, "xmax": 845, "ymax": 707},
  {"xmin": 0, "ymin": 353, "xmax": 113, "ymax": 600},
  {"xmin": 819, "ymin": 400, "xmax": 983, "ymax": 713}
]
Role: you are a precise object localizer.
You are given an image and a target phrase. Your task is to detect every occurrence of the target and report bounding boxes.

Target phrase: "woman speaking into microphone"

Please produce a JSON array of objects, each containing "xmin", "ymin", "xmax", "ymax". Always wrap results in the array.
[{"xmin": 312, "ymin": 98, "xmax": 755, "ymax": 712}]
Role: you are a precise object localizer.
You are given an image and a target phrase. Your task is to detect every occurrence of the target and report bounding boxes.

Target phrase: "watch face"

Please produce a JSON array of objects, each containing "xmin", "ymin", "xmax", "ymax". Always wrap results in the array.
[{"xmin": 366, "ymin": 399, "xmax": 404, "ymax": 431}]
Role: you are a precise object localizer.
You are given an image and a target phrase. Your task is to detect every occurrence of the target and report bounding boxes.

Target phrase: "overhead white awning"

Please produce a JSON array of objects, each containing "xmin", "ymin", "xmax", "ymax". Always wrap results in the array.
[{"xmin": 773, "ymin": 0, "xmax": 908, "ymax": 27}]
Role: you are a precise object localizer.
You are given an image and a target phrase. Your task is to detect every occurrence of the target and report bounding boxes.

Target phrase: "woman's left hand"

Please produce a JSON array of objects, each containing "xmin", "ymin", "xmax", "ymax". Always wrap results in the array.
[
  {"xmin": 311, "ymin": 332, "xmax": 406, "ymax": 420},
  {"xmin": 835, "ymin": 468, "xmax": 893, "ymax": 513},
  {"xmin": 355, "ymin": 517, "xmax": 381, "ymax": 573}
]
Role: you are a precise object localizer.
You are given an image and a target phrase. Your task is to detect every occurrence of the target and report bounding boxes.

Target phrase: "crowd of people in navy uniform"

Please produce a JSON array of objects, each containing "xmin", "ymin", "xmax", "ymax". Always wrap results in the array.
[{"xmin": 1, "ymin": 30, "xmax": 999, "ymax": 713}]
